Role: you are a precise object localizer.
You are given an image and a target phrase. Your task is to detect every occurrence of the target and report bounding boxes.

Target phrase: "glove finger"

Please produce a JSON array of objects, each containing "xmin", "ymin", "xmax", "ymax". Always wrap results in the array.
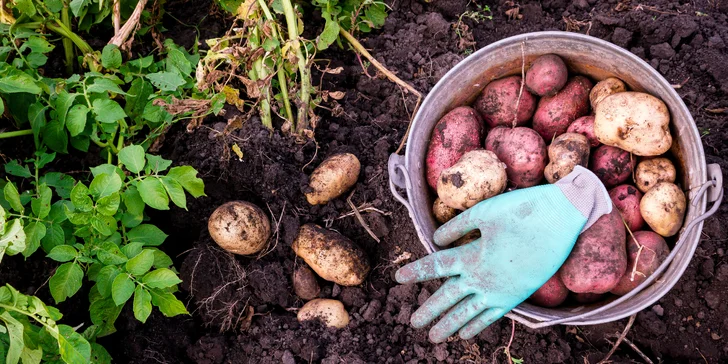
[
  {"xmin": 457, "ymin": 306, "xmax": 509, "ymax": 340},
  {"xmin": 411, "ymin": 279, "xmax": 469, "ymax": 329},
  {"xmin": 428, "ymin": 295, "xmax": 487, "ymax": 343},
  {"xmin": 395, "ymin": 247, "xmax": 463, "ymax": 284},
  {"xmin": 433, "ymin": 209, "xmax": 479, "ymax": 247}
]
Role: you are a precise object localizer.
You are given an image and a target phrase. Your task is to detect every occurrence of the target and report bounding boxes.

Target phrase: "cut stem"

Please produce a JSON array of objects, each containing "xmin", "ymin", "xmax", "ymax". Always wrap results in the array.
[
  {"xmin": 0, "ymin": 129, "xmax": 33, "ymax": 139},
  {"xmin": 61, "ymin": 5, "xmax": 74, "ymax": 74},
  {"xmin": 281, "ymin": 0, "xmax": 310, "ymax": 134}
]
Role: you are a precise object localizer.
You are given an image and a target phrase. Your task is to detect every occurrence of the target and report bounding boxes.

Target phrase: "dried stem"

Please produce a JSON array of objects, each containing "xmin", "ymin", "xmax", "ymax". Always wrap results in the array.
[
  {"xmin": 108, "ymin": 0, "xmax": 148, "ymax": 48},
  {"xmin": 606, "ymin": 336, "xmax": 654, "ymax": 364},
  {"xmin": 597, "ymin": 314, "xmax": 636, "ymax": 364},
  {"xmin": 347, "ymin": 189, "xmax": 380, "ymax": 243},
  {"xmin": 512, "ymin": 42, "xmax": 526, "ymax": 128},
  {"xmin": 112, "ymin": 0, "xmax": 121, "ymax": 34}
]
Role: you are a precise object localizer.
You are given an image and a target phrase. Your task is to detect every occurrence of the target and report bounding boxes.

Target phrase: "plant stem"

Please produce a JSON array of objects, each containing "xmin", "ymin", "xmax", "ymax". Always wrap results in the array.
[
  {"xmin": 46, "ymin": 21, "xmax": 100, "ymax": 72},
  {"xmin": 0, "ymin": 129, "xmax": 33, "ymax": 139},
  {"xmin": 61, "ymin": 5, "xmax": 74, "ymax": 74},
  {"xmin": 257, "ymin": 0, "xmax": 295, "ymax": 127},
  {"xmin": 251, "ymin": 28, "xmax": 272, "ymax": 130},
  {"xmin": 281, "ymin": 0, "xmax": 310, "ymax": 134}
]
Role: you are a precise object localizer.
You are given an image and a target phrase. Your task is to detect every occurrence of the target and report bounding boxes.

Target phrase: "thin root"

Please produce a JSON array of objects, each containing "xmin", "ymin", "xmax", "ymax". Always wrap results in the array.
[
  {"xmin": 512, "ymin": 41, "xmax": 526, "ymax": 128},
  {"xmin": 347, "ymin": 189, "xmax": 380, "ymax": 243},
  {"xmin": 597, "ymin": 314, "xmax": 636, "ymax": 364}
]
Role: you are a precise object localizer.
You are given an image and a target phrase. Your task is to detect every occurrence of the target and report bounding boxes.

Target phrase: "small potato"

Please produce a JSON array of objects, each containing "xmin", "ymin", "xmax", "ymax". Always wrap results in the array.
[
  {"xmin": 640, "ymin": 182, "xmax": 686, "ymax": 237},
  {"xmin": 529, "ymin": 273, "xmax": 568, "ymax": 307},
  {"xmin": 589, "ymin": 145, "xmax": 636, "ymax": 188},
  {"xmin": 292, "ymin": 224, "xmax": 370, "ymax": 286},
  {"xmin": 544, "ymin": 133, "xmax": 590, "ymax": 184},
  {"xmin": 485, "ymin": 127, "xmax": 547, "ymax": 188},
  {"xmin": 208, "ymin": 201, "xmax": 271, "ymax": 255},
  {"xmin": 566, "ymin": 116, "xmax": 600, "ymax": 147},
  {"xmin": 297, "ymin": 299, "xmax": 349, "ymax": 328},
  {"xmin": 609, "ymin": 185, "xmax": 644, "ymax": 232},
  {"xmin": 293, "ymin": 265, "xmax": 320, "ymax": 301},
  {"xmin": 589, "ymin": 77, "xmax": 627, "ymax": 109},
  {"xmin": 525, "ymin": 54, "xmax": 569, "ymax": 96},
  {"xmin": 611, "ymin": 231, "xmax": 669, "ymax": 295},
  {"xmin": 306, "ymin": 153, "xmax": 360, "ymax": 205},
  {"xmin": 594, "ymin": 92, "xmax": 672, "ymax": 156},
  {"xmin": 433, "ymin": 197, "xmax": 458, "ymax": 224},
  {"xmin": 532, "ymin": 75, "xmax": 593, "ymax": 141},
  {"xmin": 426, "ymin": 107, "xmax": 485, "ymax": 190},
  {"xmin": 474, "ymin": 75, "xmax": 538, "ymax": 128},
  {"xmin": 635, "ymin": 157, "xmax": 676, "ymax": 193},
  {"xmin": 437, "ymin": 150, "xmax": 508, "ymax": 210}
]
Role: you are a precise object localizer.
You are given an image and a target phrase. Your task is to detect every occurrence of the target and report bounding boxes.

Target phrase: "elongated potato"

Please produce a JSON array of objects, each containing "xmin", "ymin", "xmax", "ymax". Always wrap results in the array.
[
  {"xmin": 611, "ymin": 231, "xmax": 669, "ymax": 295},
  {"xmin": 594, "ymin": 92, "xmax": 672, "ymax": 156},
  {"xmin": 437, "ymin": 150, "xmax": 508, "ymax": 210},
  {"xmin": 589, "ymin": 77, "xmax": 626, "ymax": 109},
  {"xmin": 297, "ymin": 299, "xmax": 349, "ymax": 328},
  {"xmin": 433, "ymin": 197, "xmax": 458, "ymax": 224},
  {"xmin": 640, "ymin": 182, "xmax": 686, "ymax": 237},
  {"xmin": 292, "ymin": 224, "xmax": 370, "ymax": 286},
  {"xmin": 544, "ymin": 133, "xmax": 590, "ymax": 183},
  {"xmin": 635, "ymin": 157, "xmax": 676, "ymax": 193},
  {"xmin": 306, "ymin": 153, "xmax": 360, "ymax": 205},
  {"xmin": 208, "ymin": 201, "xmax": 271, "ymax": 255},
  {"xmin": 293, "ymin": 265, "xmax": 320, "ymax": 301}
]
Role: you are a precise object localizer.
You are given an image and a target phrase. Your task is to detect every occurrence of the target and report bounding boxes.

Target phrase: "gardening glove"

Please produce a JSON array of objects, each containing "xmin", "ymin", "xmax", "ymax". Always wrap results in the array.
[{"xmin": 395, "ymin": 166, "xmax": 611, "ymax": 343}]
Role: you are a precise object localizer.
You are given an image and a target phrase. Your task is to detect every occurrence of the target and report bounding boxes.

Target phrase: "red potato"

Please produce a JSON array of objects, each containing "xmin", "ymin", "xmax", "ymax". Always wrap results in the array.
[
  {"xmin": 560, "ymin": 209, "xmax": 627, "ymax": 294},
  {"xmin": 566, "ymin": 116, "xmax": 600, "ymax": 147},
  {"xmin": 611, "ymin": 231, "xmax": 669, "ymax": 295},
  {"xmin": 474, "ymin": 76, "xmax": 537, "ymax": 128},
  {"xmin": 589, "ymin": 145, "xmax": 636, "ymax": 188},
  {"xmin": 425, "ymin": 107, "xmax": 485, "ymax": 190},
  {"xmin": 525, "ymin": 54, "xmax": 569, "ymax": 96},
  {"xmin": 609, "ymin": 185, "xmax": 645, "ymax": 232},
  {"xmin": 532, "ymin": 76, "xmax": 593, "ymax": 141},
  {"xmin": 485, "ymin": 127, "xmax": 547, "ymax": 188},
  {"xmin": 572, "ymin": 292, "xmax": 605, "ymax": 304},
  {"xmin": 529, "ymin": 273, "xmax": 568, "ymax": 307}
]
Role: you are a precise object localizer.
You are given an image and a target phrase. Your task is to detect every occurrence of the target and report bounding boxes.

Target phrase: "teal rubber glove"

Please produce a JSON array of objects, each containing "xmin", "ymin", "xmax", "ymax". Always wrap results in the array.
[{"xmin": 395, "ymin": 166, "xmax": 611, "ymax": 343}]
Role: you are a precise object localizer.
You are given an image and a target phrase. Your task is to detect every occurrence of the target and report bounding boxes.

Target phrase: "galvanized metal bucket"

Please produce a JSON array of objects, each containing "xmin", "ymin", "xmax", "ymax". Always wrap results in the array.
[{"xmin": 388, "ymin": 31, "xmax": 724, "ymax": 328}]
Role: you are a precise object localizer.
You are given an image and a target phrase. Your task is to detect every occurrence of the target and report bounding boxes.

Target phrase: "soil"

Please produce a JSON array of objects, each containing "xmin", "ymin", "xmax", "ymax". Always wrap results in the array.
[{"xmin": 2, "ymin": 0, "xmax": 728, "ymax": 363}]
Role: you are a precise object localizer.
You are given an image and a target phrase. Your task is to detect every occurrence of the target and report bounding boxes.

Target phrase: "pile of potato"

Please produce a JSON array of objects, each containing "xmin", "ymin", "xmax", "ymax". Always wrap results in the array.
[{"xmin": 426, "ymin": 54, "xmax": 686, "ymax": 308}]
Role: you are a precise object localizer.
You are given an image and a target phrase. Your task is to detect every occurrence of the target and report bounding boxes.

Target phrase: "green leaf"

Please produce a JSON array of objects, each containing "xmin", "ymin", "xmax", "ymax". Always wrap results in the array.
[
  {"xmin": 90, "ymin": 342, "xmax": 112, "ymax": 364},
  {"xmin": 90, "ymin": 164, "xmax": 124, "ymax": 180},
  {"xmin": 41, "ymin": 224, "xmax": 64, "ymax": 252},
  {"xmin": 121, "ymin": 187, "xmax": 144, "ymax": 228},
  {"xmin": 91, "ymin": 215, "xmax": 117, "ymax": 236},
  {"xmin": 4, "ymin": 160, "xmax": 32, "ymax": 178},
  {"xmin": 145, "ymin": 154, "xmax": 172, "ymax": 174},
  {"xmin": 160, "ymin": 176, "xmax": 186, "ymax": 209},
  {"xmin": 71, "ymin": 183, "xmax": 93, "ymax": 212},
  {"xmin": 31, "ymin": 184, "xmax": 52, "ymax": 219},
  {"xmin": 87, "ymin": 78, "xmax": 126, "ymax": 95},
  {"xmin": 0, "ymin": 311, "xmax": 24, "ymax": 364},
  {"xmin": 44, "ymin": 0, "xmax": 64, "ymax": 12},
  {"xmin": 69, "ymin": 0, "xmax": 90, "ymax": 16},
  {"xmin": 101, "ymin": 45, "xmax": 122, "ymax": 69},
  {"xmin": 0, "ymin": 205, "xmax": 5, "ymax": 232},
  {"xmin": 167, "ymin": 166, "xmax": 206, "ymax": 198},
  {"xmin": 124, "ymin": 78, "xmax": 153, "ymax": 119},
  {"xmin": 364, "ymin": 4, "xmax": 387, "ymax": 28},
  {"xmin": 142, "ymin": 268, "xmax": 182, "ymax": 289},
  {"xmin": 89, "ymin": 297, "xmax": 122, "ymax": 337},
  {"xmin": 126, "ymin": 224, "xmax": 168, "ymax": 246},
  {"xmin": 137, "ymin": 178, "xmax": 169, "ymax": 210},
  {"xmin": 97, "ymin": 241, "xmax": 127, "ymax": 265},
  {"xmin": 0, "ymin": 219, "xmax": 26, "ymax": 257},
  {"xmin": 317, "ymin": 12, "xmax": 341, "ymax": 50},
  {"xmin": 0, "ymin": 98, "xmax": 4, "ymax": 116},
  {"xmin": 28, "ymin": 102, "xmax": 47, "ymax": 146},
  {"xmin": 151, "ymin": 249, "xmax": 173, "ymax": 268},
  {"xmin": 4, "ymin": 182, "xmax": 23, "ymax": 213},
  {"xmin": 66, "ymin": 104, "xmax": 88, "ymax": 137},
  {"xmin": 22, "ymin": 221, "xmax": 45, "ymax": 257},
  {"xmin": 118, "ymin": 145, "xmax": 146, "ymax": 174},
  {"xmin": 14, "ymin": 0, "xmax": 36, "ymax": 16},
  {"xmin": 54, "ymin": 91, "xmax": 79, "ymax": 126},
  {"xmin": 21, "ymin": 36, "xmax": 53, "ymax": 54},
  {"xmin": 92, "ymin": 99, "xmax": 126, "ymax": 124},
  {"xmin": 149, "ymin": 289, "xmax": 188, "ymax": 317},
  {"xmin": 89, "ymin": 173, "xmax": 122, "ymax": 198},
  {"xmin": 41, "ymin": 173, "xmax": 75, "ymax": 199},
  {"xmin": 71, "ymin": 135, "xmax": 90, "ymax": 152},
  {"xmin": 165, "ymin": 48, "xmax": 192, "ymax": 76},
  {"xmin": 96, "ymin": 192, "xmax": 120, "ymax": 216},
  {"xmin": 49, "ymin": 262, "xmax": 83, "ymax": 303},
  {"xmin": 121, "ymin": 242, "xmax": 143, "ymax": 259},
  {"xmin": 145, "ymin": 72, "xmax": 185, "ymax": 92},
  {"xmin": 133, "ymin": 286, "xmax": 152, "ymax": 323},
  {"xmin": 95, "ymin": 266, "xmax": 120, "ymax": 298},
  {"xmin": 41, "ymin": 121, "xmax": 69, "ymax": 153},
  {"xmin": 58, "ymin": 325, "xmax": 92, "ymax": 364},
  {"xmin": 126, "ymin": 249, "xmax": 154, "ymax": 276},
  {"xmin": 47, "ymin": 245, "xmax": 78, "ymax": 262},
  {"xmin": 37, "ymin": 152, "xmax": 56, "ymax": 169},
  {"xmin": 111, "ymin": 274, "xmax": 134, "ymax": 306},
  {"xmin": 0, "ymin": 69, "xmax": 41, "ymax": 94}
]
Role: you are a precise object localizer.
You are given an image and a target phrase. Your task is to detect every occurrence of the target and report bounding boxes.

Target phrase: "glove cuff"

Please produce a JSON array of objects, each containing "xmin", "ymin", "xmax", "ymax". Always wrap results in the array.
[{"xmin": 555, "ymin": 166, "xmax": 612, "ymax": 232}]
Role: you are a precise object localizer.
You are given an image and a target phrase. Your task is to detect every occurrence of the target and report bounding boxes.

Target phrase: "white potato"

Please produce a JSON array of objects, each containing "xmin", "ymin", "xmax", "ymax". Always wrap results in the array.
[
  {"xmin": 292, "ymin": 224, "xmax": 370, "ymax": 286},
  {"xmin": 306, "ymin": 153, "xmax": 360, "ymax": 205},
  {"xmin": 635, "ymin": 157, "xmax": 677, "ymax": 193},
  {"xmin": 297, "ymin": 299, "xmax": 349, "ymax": 328},
  {"xmin": 590, "ymin": 77, "xmax": 627, "ymax": 109},
  {"xmin": 437, "ymin": 150, "xmax": 507, "ymax": 210},
  {"xmin": 208, "ymin": 201, "xmax": 270, "ymax": 255},
  {"xmin": 640, "ymin": 182, "xmax": 686, "ymax": 237}
]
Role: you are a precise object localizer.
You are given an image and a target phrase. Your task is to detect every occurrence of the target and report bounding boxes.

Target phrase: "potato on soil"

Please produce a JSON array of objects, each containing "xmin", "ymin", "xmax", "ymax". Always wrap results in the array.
[
  {"xmin": 560, "ymin": 209, "xmax": 627, "ymax": 294},
  {"xmin": 589, "ymin": 145, "xmax": 636, "ymax": 188},
  {"xmin": 437, "ymin": 150, "xmax": 508, "ymax": 210},
  {"xmin": 297, "ymin": 299, "xmax": 349, "ymax": 328},
  {"xmin": 433, "ymin": 197, "xmax": 458, "ymax": 224},
  {"xmin": 594, "ymin": 92, "xmax": 672, "ymax": 156},
  {"xmin": 292, "ymin": 224, "xmax": 370, "ymax": 286},
  {"xmin": 529, "ymin": 273, "xmax": 568, "ymax": 307},
  {"xmin": 566, "ymin": 116, "xmax": 600, "ymax": 147},
  {"xmin": 640, "ymin": 182, "xmax": 686, "ymax": 237},
  {"xmin": 208, "ymin": 201, "xmax": 271, "ymax": 255},
  {"xmin": 474, "ymin": 75, "xmax": 537, "ymax": 128},
  {"xmin": 589, "ymin": 77, "xmax": 627, "ymax": 109},
  {"xmin": 611, "ymin": 231, "xmax": 669, "ymax": 295},
  {"xmin": 609, "ymin": 185, "xmax": 644, "ymax": 232},
  {"xmin": 525, "ymin": 54, "xmax": 568, "ymax": 96},
  {"xmin": 485, "ymin": 127, "xmax": 547, "ymax": 188},
  {"xmin": 572, "ymin": 292, "xmax": 605, "ymax": 304},
  {"xmin": 635, "ymin": 157, "xmax": 676, "ymax": 193},
  {"xmin": 306, "ymin": 153, "xmax": 361, "ymax": 205},
  {"xmin": 425, "ymin": 107, "xmax": 485, "ymax": 190},
  {"xmin": 532, "ymin": 75, "xmax": 593, "ymax": 141},
  {"xmin": 544, "ymin": 133, "xmax": 590, "ymax": 184},
  {"xmin": 293, "ymin": 265, "xmax": 320, "ymax": 301}
]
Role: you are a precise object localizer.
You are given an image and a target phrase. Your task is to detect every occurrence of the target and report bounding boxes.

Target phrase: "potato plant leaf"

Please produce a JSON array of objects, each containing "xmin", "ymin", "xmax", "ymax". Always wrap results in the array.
[{"xmin": 49, "ymin": 262, "xmax": 83, "ymax": 303}]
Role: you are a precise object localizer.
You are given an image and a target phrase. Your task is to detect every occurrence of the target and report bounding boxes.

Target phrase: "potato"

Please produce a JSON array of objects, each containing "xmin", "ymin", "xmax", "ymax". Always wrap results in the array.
[
  {"xmin": 474, "ymin": 75, "xmax": 537, "ymax": 128},
  {"xmin": 532, "ymin": 76, "xmax": 593, "ymax": 141},
  {"xmin": 297, "ymin": 299, "xmax": 349, "ymax": 328},
  {"xmin": 589, "ymin": 77, "xmax": 626, "ymax": 109},
  {"xmin": 292, "ymin": 224, "xmax": 370, "ymax": 286},
  {"xmin": 425, "ymin": 107, "xmax": 485, "ymax": 190},
  {"xmin": 293, "ymin": 265, "xmax": 320, "ymax": 301},
  {"xmin": 437, "ymin": 150, "xmax": 508, "ymax": 210},
  {"xmin": 589, "ymin": 145, "xmax": 636, "ymax": 188},
  {"xmin": 609, "ymin": 185, "xmax": 644, "ymax": 232},
  {"xmin": 635, "ymin": 157, "xmax": 676, "ymax": 193},
  {"xmin": 433, "ymin": 197, "xmax": 458, "ymax": 224},
  {"xmin": 544, "ymin": 133, "xmax": 590, "ymax": 184},
  {"xmin": 306, "ymin": 153, "xmax": 360, "ymax": 205},
  {"xmin": 208, "ymin": 201, "xmax": 271, "ymax": 255},
  {"xmin": 525, "ymin": 54, "xmax": 569, "ymax": 96},
  {"xmin": 640, "ymin": 182, "xmax": 686, "ymax": 237},
  {"xmin": 529, "ymin": 273, "xmax": 568, "ymax": 307},
  {"xmin": 560, "ymin": 209, "xmax": 627, "ymax": 294},
  {"xmin": 566, "ymin": 116, "xmax": 600, "ymax": 147},
  {"xmin": 611, "ymin": 231, "xmax": 669, "ymax": 295},
  {"xmin": 594, "ymin": 92, "xmax": 672, "ymax": 156},
  {"xmin": 485, "ymin": 127, "xmax": 547, "ymax": 188}
]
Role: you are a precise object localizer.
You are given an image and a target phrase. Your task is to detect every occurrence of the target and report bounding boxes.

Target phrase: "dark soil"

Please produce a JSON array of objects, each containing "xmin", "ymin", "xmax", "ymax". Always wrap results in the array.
[{"xmin": 2, "ymin": 0, "xmax": 728, "ymax": 363}]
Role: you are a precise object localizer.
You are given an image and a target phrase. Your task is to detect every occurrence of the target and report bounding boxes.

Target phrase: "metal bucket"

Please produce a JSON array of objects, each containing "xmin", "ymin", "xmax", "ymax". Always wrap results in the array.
[{"xmin": 388, "ymin": 31, "xmax": 724, "ymax": 328}]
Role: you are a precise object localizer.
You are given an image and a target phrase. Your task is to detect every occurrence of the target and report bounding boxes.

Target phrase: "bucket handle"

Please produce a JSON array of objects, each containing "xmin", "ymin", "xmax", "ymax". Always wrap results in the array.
[{"xmin": 507, "ymin": 163, "xmax": 724, "ymax": 329}]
